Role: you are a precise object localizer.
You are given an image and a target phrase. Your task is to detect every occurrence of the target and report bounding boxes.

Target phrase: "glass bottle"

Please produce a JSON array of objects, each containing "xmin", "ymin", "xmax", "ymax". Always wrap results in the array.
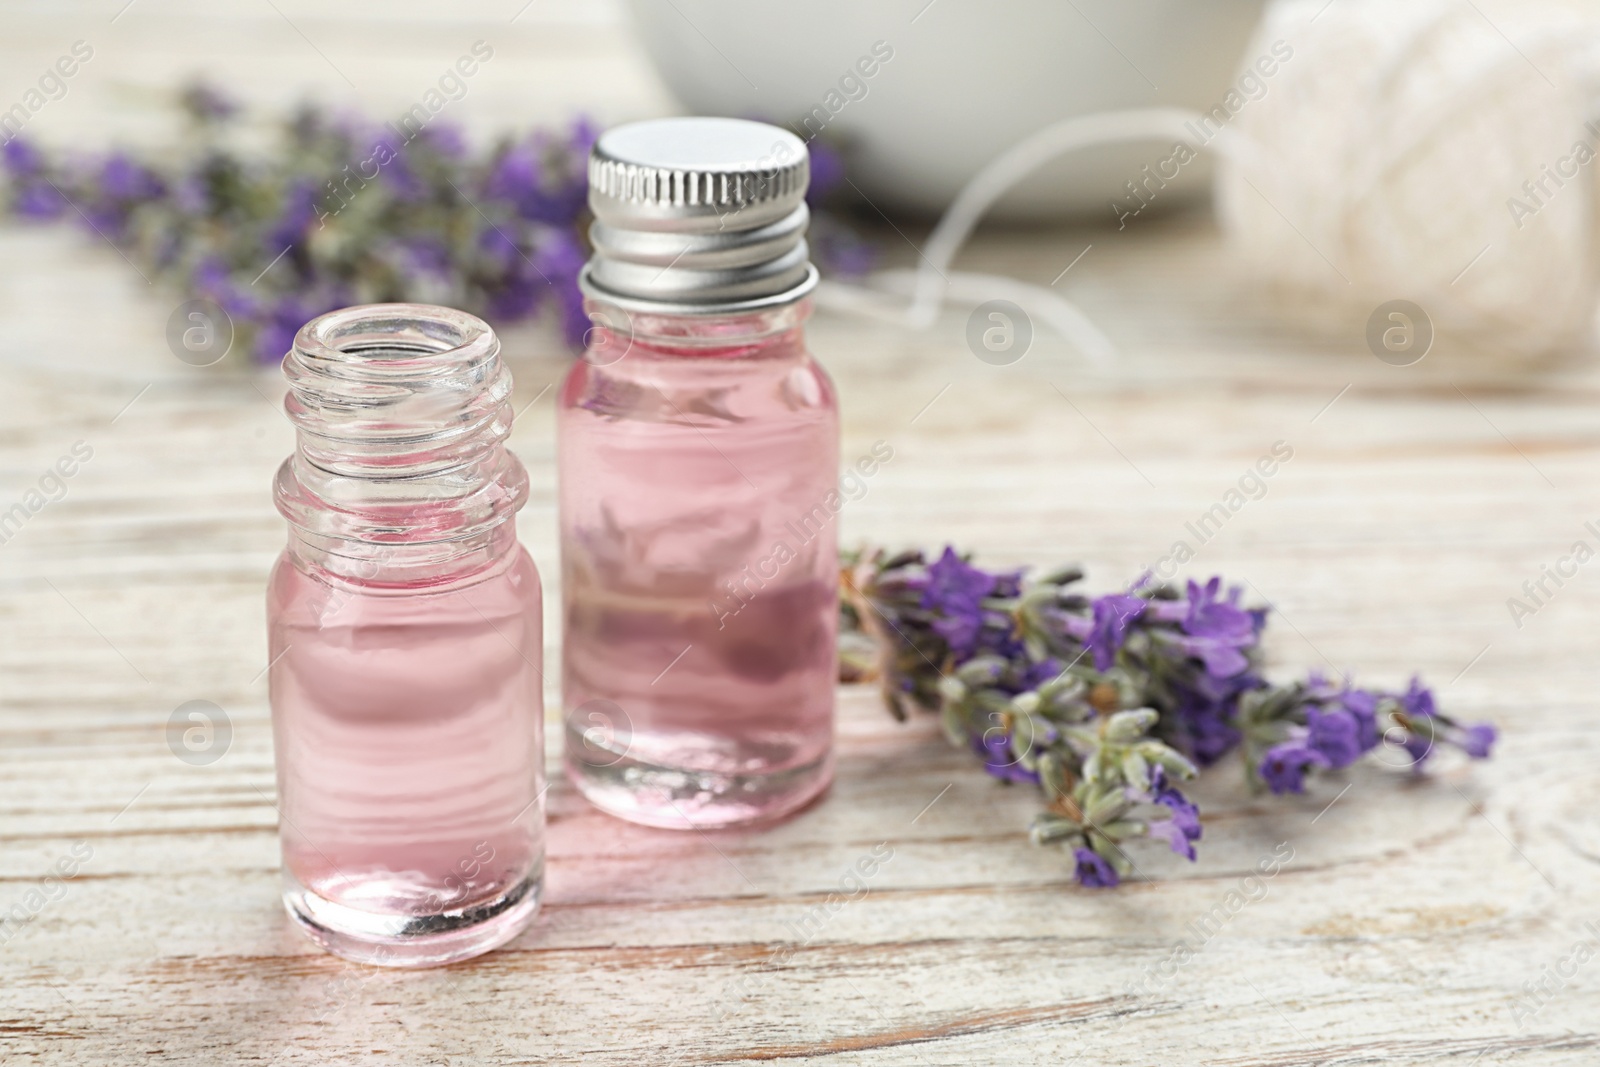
[
  {"xmin": 267, "ymin": 303, "xmax": 544, "ymax": 967},
  {"xmin": 559, "ymin": 118, "xmax": 840, "ymax": 829}
]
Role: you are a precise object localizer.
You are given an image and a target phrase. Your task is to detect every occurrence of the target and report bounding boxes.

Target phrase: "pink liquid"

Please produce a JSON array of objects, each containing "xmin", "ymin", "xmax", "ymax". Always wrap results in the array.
[
  {"xmin": 558, "ymin": 309, "xmax": 839, "ymax": 828},
  {"xmin": 266, "ymin": 547, "xmax": 544, "ymax": 963}
]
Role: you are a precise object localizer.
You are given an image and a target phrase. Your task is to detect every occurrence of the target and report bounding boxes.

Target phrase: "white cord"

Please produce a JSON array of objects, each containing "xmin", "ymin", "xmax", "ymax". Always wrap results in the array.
[
  {"xmin": 816, "ymin": 269, "xmax": 1120, "ymax": 367},
  {"xmin": 815, "ymin": 107, "xmax": 1208, "ymax": 364}
]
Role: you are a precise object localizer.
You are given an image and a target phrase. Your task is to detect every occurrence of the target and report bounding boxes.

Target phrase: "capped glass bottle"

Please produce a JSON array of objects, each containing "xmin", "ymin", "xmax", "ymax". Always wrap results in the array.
[
  {"xmin": 559, "ymin": 118, "xmax": 839, "ymax": 829},
  {"xmin": 267, "ymin": 304, "xmax": 544, "ymax": 966}
]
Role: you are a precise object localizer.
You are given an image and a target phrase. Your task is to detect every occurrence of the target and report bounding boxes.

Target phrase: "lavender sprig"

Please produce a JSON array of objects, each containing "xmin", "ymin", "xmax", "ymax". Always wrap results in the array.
[
  {"xmin": 0, "ymin": 82, "xmax": 877, "ymax": 364},
  {"xmin": 841, "ymin": 546, "xmax": 1498, "ymax": 888}
]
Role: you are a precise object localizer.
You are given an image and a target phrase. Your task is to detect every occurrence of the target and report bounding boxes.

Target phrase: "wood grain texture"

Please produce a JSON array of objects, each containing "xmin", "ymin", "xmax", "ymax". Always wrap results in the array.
[{"xmin": 3, "ymin": 2, "xmax": 1599, "ymax": 1064}]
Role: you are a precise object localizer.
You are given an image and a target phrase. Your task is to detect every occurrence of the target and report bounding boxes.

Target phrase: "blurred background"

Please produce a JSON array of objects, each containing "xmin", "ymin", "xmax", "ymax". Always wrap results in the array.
[{"xmin": 5, "ymin": 0, "xmax": 1597, "ymax": 379}]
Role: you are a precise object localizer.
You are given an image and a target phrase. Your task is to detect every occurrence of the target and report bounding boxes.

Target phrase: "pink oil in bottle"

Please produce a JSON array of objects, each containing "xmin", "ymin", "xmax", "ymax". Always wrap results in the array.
[
  {"xmin": 558, "ymin": 302, "xmax": 839, "ymax": 828},
  {"xmin": 268, "ymin": 304, "xmax": 543, "ymax": 966}
]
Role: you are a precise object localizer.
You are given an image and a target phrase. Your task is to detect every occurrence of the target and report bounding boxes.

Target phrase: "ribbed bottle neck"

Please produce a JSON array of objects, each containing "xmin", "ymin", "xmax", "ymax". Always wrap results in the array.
[{"xmin": 274, "ymin": 303, "xmax": 529, "ymax": 586}]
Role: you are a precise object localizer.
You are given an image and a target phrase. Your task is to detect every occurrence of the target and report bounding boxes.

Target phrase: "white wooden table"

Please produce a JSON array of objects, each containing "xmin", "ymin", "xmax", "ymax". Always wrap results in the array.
[{"xmin": 2, "ymin": 3, "xmax": 1598, "ymax": 1064}]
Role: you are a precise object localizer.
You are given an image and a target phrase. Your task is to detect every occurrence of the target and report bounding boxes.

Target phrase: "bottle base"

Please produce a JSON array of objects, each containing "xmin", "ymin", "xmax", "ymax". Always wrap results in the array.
[
  {"xmin": 566, "ymin": 746, "xmax": 833, "ymax": 830},
  {"xmin": 282, "ymin": 868, "xmax": 542, "ymax": 968}
]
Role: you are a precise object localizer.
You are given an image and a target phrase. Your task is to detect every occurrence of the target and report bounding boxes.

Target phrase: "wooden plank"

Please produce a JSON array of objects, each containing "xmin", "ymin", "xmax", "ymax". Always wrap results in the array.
[{"xmin": 2, "ymin": 2, "xmax": 1598, "ymax": 1063}]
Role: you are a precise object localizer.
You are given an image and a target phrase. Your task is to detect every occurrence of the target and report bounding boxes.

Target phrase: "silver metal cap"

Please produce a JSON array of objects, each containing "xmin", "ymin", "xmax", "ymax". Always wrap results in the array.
[{"xmin": 581, "ymin": 117, "xmax": 818, "ymax": 313}]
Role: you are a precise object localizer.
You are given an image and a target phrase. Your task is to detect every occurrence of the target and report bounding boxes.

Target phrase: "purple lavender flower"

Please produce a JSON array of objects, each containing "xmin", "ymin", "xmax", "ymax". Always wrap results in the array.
[
  {"xmin": 418, "ymin": 121, "xmax": 467, "ymax": 160},
  {"xmin": 1258, "ymin": 739, "xmax": 1331, "ymax": 795},
  {"xmin": 543, "ymin": 118, "xmax": 598, "ymax": 224},
  {"xmin": 1392, "ymin": 676, "xmax": 1438, "ymax": 763},
  {"xmin": 477, "ymin": 223, "xmax": 524, "ymax": 271},
  {"xmin": 254, "ymin": 294, "xmax": 309, "ymax": 363},
  {"xmin": 973, "ymin": 730, "xmax": 1040, "ymax": 784},
  {"xmin": 1019, "ymin": 655, "xmax": 1065, "ymax": 691},
  {"xmin": 379, "ymin": 149, "xmax": 426, "ymax": 203},
  {"xmin": 1136, "ymin": 584, "xmax": 1269, "ymax": 763},
  {"xmin": 1086, "ymin": 593, "xmax": 1145, "ymax": 671},
  {"xmin": 990, "ymin": 568, "xmax": 1027, "ymax": 599},
  {"xmin": 1456, "ymin": 723, "xmax": 1497, "ymax": 759},
  {"xmin": 482, "ymin": 232, "xmax": 547, "ymax": 320},
  {"xmin": 965, "ymin": 611, "xmax": 1026, "ymax": 668},
  {"xmin": 1395, "ymin": 676, "xmax": 1436, "ymax": 719},
  {"xmin": 2, "ymin": 139, "xmax": 44, "ymax": 176},
  {"xmin": 1170, "ymin": 681, "xmax": 1244, "ymax": 765},
  {"xmin": 1073, "ymin": 847, "xmax": 1119, "ymax": 888},
  {"xmin": 1184, "ymin": 578, "xmax": 1256, "ymax": 639},
  {"xmin": 1384, "ymin": 673, "xmax": 1494, "ymax": 764},
  {"xmin": 485, "ymin": 141, "xmax": 537, "ymax": 202},
  {"xmin": 485, "ymin": 130, "xmax": 588, "ymax": 226},
  {"xmin": 1300, "ymin": 671, "xmax": 1343, "ymax": 701},
  {"xmin": 488, "ymin": 272, "xmax": 543, "ymax": 321},
  {"xmin": 100, "ymin": 152, "xmax": 164, "ymax": 202},
  {"xmin": 190, "ymin": 255, "xmax": 227, "ymax": 292},
  {"xmin": 1421, "ymin": 714, "xmax": 1496, "ymax": 761},
  {"xmin": 921, "ymin": 547, "xmax": 998, "ymax": 659},
  {"xmin": 1305, "ymin": 705, "xmax": 1363, "ymax": 768},
  {"xmin": 266, "ymin": 177, "xmax": 320, "ymax": 253},
  {"xmin": 1162, "ymin": 577, "xmax": 1258, "ymax": 677},
  {"xmin": 1174, "ymin": 635, "xmax": 1250, "ymax": 678},
  {"xmin": 190, "ymin": 256, "xmax": 261, "ymax": 322},
  {"xmin": 1140, "ymin": 766, "xmax": 1202, "ymax": 860},
  {"xmin": 396, "ymin": 236, "xmax": 453, "ymax": 279},
  {"xmin": 1399, "ymin": 733, "xmax": 1434, "ymax": 766},
  {"xmin": 1338, "ymin": 686, "xmax": 1381, "ymax": 751},
  {"xmin": 1297, "ymin": 673, "xmax": 1380, "ymax": 757},
  {"xmin": 13, "ymin": 182, "xmax": 65, "ymax": 220}
]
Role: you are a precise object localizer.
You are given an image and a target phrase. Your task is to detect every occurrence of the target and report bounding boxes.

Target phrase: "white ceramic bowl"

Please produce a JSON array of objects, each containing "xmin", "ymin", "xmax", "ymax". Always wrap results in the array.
[{"xmin": 623, "ymin": 0, "xmax": 1269, "ymax": 220}]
